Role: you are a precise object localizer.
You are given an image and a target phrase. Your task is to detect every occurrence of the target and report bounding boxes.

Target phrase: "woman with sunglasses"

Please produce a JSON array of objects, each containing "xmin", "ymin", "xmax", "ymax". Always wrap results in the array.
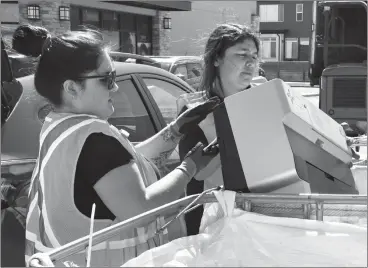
[{"xmin": 25, "ymin": 29, "xmax": 220, "ymax": 267}]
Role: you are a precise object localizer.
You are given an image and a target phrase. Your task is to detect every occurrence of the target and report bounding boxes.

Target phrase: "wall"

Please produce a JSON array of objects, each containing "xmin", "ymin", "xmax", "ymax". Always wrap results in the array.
[
  {"xmin": 1, "ymin": 1, "xmax": 70, "ymax": 48},
  {"xmin": 152, "ymin": 11, "xmax": 172, "ymax": 56},
  {"xmin": 18, "ymin": 0, "xmax": 71, "ymax": 35},
  {"xmin": 258, "ymin": 1, "xmax": 313, "ymax": 39},
  {"xmin": 169, "ymin": 1, "xmax": 257, "ymax": 56}
]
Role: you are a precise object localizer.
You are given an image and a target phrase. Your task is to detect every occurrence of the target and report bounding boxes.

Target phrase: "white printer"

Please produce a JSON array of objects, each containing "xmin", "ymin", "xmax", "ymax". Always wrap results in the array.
[{"xmin": 215, "ymin": 78, "xmax": 358, "ymax": 194}]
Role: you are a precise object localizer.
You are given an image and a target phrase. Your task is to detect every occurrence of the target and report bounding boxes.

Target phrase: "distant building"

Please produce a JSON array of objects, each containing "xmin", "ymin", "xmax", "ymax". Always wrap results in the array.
[
  {"xmin": 257, "ymin": 1, "xmax": 313, "ymax": 62},
  {"xmin": 1, "ymin": 0, "xmax": 191, "ymax": 55},
  {"xmin": 168, "ymin": 1, "xmax": 258, "ymax": 56}
]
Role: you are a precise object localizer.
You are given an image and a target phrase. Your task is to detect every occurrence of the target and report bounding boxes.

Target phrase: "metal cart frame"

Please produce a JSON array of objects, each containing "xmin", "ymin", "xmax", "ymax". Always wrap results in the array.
[{"xmin": 38, "ymin": 191, "xmax": 367, "ymax": 265}]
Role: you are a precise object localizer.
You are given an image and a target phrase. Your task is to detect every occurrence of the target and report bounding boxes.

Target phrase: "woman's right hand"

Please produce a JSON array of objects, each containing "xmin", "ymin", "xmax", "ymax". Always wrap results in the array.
[{"xmin": 182, "ymin": 140, "xmax": 219, "ymax": 180}]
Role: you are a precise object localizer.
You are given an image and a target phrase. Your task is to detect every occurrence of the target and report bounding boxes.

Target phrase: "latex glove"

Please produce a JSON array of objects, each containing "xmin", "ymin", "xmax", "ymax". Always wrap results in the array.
[
  {"xmin": 28, "ymin": 253, "xmax": 54, "ymax": 267},
  {"xmin": 341, "ymin": 122, "xmax": 361, "ymax": 160},
  {"xmin": 172, "ymin": 97, "xmax": 220, "ymax": 136},
  {"xmin": 178, "ymin": 139, "xmax": 219, "ymax": 180},
  {"xmin": 346, "ymin": 137, "xmax": 361, "ymax": 160}
]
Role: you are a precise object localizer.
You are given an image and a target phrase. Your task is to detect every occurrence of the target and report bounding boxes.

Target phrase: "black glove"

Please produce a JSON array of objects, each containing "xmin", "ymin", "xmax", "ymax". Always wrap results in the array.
[
  {"xmin": 173, "ymin": 97, "xmax": 221, "ymax": 135},
  {"xmin": 183, "ymin": 140, "xmax": 219, "ymax": 179}
]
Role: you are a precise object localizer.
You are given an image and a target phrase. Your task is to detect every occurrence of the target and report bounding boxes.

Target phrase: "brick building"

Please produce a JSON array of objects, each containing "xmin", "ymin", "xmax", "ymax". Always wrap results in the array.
[{"xmin": 1, "ymin": 0, "xmax": 191, "ymax": 55}]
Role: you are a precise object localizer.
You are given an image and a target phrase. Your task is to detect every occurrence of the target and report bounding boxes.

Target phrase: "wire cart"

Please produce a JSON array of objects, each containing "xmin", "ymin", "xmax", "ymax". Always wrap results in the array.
[{"xmin": 34, "ymin": 188, "xmax": 367, "ymax": 266}]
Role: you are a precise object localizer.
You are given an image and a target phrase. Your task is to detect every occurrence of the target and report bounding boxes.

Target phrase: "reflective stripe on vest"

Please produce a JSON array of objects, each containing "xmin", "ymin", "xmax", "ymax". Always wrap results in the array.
[{"xmin": 25, "ymin": 113, "xmax": 168, "ymax": 267}]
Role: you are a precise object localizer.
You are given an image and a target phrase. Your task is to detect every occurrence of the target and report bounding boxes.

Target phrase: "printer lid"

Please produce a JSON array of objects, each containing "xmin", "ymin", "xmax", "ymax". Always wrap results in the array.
[{"xmin": 284, "ymin": 85, "xmax": 351, "ymax": 156}]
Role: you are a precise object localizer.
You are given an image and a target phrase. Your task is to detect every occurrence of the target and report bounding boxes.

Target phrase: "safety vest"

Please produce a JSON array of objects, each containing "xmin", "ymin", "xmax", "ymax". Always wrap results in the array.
[{"xmin": 25, "ymin": 112, "xmax": 169, "ymax": 267}]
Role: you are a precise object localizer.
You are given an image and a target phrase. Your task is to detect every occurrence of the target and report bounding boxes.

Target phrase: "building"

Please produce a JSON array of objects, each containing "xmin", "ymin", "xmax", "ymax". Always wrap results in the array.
[
  {"xmin": 168, "ymin": 1, "xmax": 257, "ymax": 56},
  {"xmin": 257, "ymin": 1, "xmax": 313, "ymax": 62},
  {"xmin": 0, "ymin": 0, "xmax": 191, "ymax": 55}
]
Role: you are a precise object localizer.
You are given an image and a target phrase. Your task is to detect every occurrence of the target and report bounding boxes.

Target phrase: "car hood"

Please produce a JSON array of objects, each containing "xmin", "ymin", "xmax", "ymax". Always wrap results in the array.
[{"xmin": 1, "ymin": 153, "xmax": 36, "ymax": 162}]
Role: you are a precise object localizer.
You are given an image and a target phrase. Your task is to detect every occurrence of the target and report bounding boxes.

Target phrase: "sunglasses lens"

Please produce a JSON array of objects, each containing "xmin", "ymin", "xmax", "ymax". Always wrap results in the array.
[{"xmin": 108, "ymin": 72, "xmax": 116, "ymax": 90}]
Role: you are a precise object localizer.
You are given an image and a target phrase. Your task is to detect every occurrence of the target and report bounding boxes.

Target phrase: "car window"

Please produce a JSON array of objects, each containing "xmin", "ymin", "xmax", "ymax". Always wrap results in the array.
[
  {"xmin": 187, "ymin": 63, "xmax": 203, "ymax": 79},
  {"xmin": 143, "ymin": 78, "xmax": 187, "ymax": 125},
  {"xmin": 173, "ymin": 64, "xmax": 188, "ymax": 79},
  {"xmin": 108, "ymin": 79, "xmax": 156, "ymax": 142},
  {"xmin": 142, "ymin": 78, "xmax": 189, "ymax": 176},
  {"xmin": 2, "ymin": 42, "xmax": 23, "ymax": 125},
  {"xmin": 2, "ymin": 40, "xmax": 14, "ymax": 83}
]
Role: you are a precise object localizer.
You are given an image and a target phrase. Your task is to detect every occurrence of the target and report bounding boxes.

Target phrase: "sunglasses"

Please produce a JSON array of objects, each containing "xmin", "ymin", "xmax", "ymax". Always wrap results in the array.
[{"xmin": 77, "ymin": 70, "xmax": 116, "ymax": 90}]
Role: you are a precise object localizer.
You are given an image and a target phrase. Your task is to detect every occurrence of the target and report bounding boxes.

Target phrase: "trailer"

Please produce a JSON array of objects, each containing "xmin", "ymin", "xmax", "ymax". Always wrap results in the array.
[{"xmin": 309, "ymin": 1, "xmax": 367, "ymax": 131}]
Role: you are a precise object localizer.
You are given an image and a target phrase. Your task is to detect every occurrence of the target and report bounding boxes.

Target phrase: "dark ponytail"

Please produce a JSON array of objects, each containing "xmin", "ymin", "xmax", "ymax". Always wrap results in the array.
[{"xmin": 12, "ymin": 25, "xmax": 50, "ymax": 57}]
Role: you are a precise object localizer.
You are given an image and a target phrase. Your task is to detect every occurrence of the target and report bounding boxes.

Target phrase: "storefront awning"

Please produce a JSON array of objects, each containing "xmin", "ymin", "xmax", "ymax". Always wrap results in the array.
[{"xmin": 104, "ymin": 1, "xmax": 192, "ymax": 11}]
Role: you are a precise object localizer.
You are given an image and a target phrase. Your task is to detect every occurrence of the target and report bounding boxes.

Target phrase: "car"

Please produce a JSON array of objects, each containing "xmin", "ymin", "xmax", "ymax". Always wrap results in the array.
[
  {"xmin": 147, "ymin": 56, "xmax": 204, "ymax": 90},
  {"xmin": 149, "ymin": 56, "xmax": 267, "ymax": 89},
  {"xmin": 1, "ymin": 46, "xmax": 196, "ymax": 266},
  {"xmin": 114, "ymin": 54, "xmax": 267, "ymax": 91}
]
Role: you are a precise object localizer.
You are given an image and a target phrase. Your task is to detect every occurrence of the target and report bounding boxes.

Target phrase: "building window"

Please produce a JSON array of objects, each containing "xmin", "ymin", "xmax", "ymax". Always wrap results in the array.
[
  {"xmin": 101, "ymin": 11, "xmax": 118, "ymax": 31},
  {"xmin": 137, "ymin": 15, "xmax": 152, "ymax": 55},
  {"xmin": 296, "ymin": 4, "xmax": 303, "ymax": 22},
  {"xmin": 27, "ymin": 5, "xmax": 40, "ymax": 20},
  {"xmin": 259, "ymin": 4, "xmax": 284, "ymax": 22},
  {"xmin": 59, "ymin": 6, "xmax": 70, "ymax": 21},
  {"xmin": 120, "ymin": 13, "xmax": 137, "ymax": 54},
  {"xmin": 81, "ymin": 8, "xmax": 100, "ymax": 28},
  {"xmin": 260, "ymin": 37, "xmax": 278, "ymax": 60},
  {"xmin": 299, "ymin": 37, "xmax": 310, "ymax": 61},
  {"xmin": 285, "ymin": 38, "xmax": 299, "ymax": 60}
]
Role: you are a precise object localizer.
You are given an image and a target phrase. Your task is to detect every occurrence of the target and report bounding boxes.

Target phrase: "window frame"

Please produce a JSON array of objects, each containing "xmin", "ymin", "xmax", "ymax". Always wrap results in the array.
[
  {"xmin": 260, "ymin": 37, "xmax": 278, "ymax": 61},
  {"xmin": 135, "ymin": 73, "xmax": 194, "ymax": 130},
  {"xmin": 59, "ymin": 6, "xmax": 70, "ymax": 21},
  {"xmin": 81, "ymin": 8, "xmax": 101, "ymax": 29},
  {"xmin": 259, "ymin": 34, "xmax": 280, "ymax": 62},
  {"xmin": 259, "ymin": 4, "xmax": 284, "ymax": 22},
  {"xmin": 27, "ymin": 5, "xmax": 40, "ymax": 20},
  {"xmin": 136, "ymin": 74, "xmax": 194, "ymax": 174},
  {"xmin": 299, "ymin": 37, "xmax": 310, "ymax": 61},
  {"xmin": 101, "ymin": 10, "xmax": 118, "ymax": 31},
  {"xmin": 296, "ymin": 3, "xmax": 303, "ymax": 22},
  {"xmin": 172, "ymin": 63, "xmax": 189, "ymax": 80},
  {"xmin": 111, "ymin": 74, "xmax": 162, "ymax": 140},
  {"xmin": 285, "ymin": 38, "xmax": 299, "ymax": 60}
]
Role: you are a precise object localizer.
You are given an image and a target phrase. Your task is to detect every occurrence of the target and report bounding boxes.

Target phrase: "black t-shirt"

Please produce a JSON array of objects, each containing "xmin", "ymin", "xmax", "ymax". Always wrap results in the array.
[
  {"xmin": 74, "ymin": 133, "xmax": 133, "ymax": 220},
  {"xmin": 178, "ymin": 106, "xmax": 208, "ymax": 236}
]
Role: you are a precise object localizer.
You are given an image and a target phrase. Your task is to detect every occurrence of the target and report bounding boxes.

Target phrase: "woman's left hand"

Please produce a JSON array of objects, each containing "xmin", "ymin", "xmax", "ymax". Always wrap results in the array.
[
  {"xmin": 173, "ymin": 96, "xmax": 220, "ymax": 135},
  {"xmin": 28, "ymin": 253, "xmax": 54, "ymax": 267},
  {"xmin": 341, "ymin": 122, "xmax": 361, "ymax": 160}
]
